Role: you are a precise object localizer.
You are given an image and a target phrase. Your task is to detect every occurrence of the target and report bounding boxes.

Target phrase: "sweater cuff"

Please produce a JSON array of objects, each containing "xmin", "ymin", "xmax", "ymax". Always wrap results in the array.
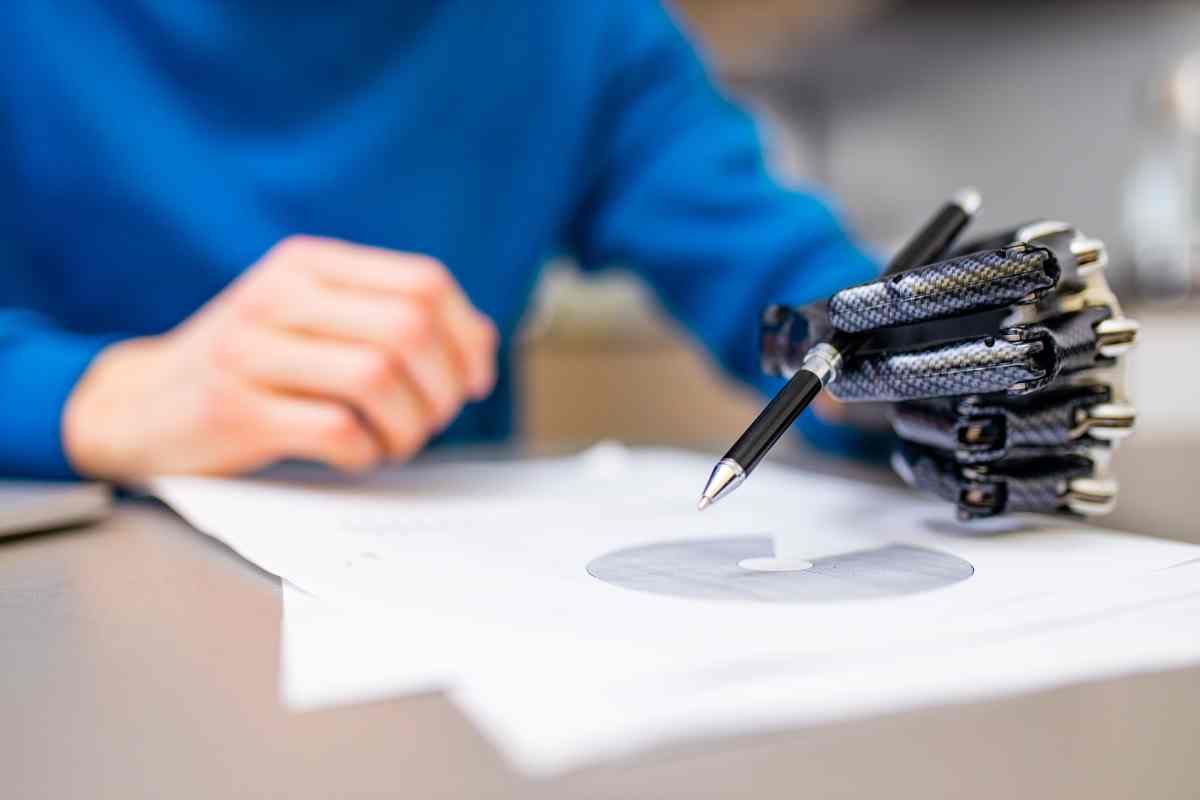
[{"xmin": 0, "ymin": 325, "xmax": 118, "ymax": 479}]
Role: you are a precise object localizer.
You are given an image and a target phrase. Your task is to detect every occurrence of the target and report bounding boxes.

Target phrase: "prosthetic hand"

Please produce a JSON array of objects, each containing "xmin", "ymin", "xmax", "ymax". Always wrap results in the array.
[{"xmin": 761, "ymin": 222, "xmax": 1138, "ymax": 520}]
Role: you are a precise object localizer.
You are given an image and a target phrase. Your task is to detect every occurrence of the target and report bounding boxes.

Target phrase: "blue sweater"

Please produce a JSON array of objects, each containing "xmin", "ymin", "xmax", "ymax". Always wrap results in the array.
[{"xmin": 0, "ymin": 0, "xmax": 878, "ymax": 478}]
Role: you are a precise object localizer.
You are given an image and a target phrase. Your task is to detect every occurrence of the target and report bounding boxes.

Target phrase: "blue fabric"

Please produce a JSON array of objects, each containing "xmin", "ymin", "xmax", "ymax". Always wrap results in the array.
[{"xmin": 0, "ymin": 0, "xmax": 879, "ymax": 478}]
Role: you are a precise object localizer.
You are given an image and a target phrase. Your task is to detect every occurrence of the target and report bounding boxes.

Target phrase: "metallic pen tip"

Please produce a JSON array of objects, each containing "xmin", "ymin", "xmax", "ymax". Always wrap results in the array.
[
  {"xmin": 696, "ymin": 458, "xmax": 746, "ymax": 512},
  {"xmin": 952, "ymin": 186, "xmax": 983, "ymax": 216}
]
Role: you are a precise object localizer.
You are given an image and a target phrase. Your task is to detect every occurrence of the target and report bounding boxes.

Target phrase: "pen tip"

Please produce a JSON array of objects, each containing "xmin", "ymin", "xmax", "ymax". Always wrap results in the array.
[{"xmin": 696, "ymin": 459, "xmax": 746, "ymax": 512}]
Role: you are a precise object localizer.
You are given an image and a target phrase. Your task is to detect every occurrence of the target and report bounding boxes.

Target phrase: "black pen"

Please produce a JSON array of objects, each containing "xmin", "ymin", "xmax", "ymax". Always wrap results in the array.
[{"xmin": 697, "ymin": 188, "xmax": 982, "ymax": 510}]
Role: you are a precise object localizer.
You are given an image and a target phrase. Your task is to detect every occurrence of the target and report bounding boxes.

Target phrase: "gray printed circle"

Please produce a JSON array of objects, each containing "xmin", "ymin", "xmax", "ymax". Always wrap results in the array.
[{"xmin": 586, "ymin": 537, "xmax": 974, "ymax": 604}]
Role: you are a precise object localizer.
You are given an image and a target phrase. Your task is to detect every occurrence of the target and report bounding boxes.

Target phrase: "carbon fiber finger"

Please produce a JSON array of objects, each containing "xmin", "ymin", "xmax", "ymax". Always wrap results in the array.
[
  {"xmin": 828, "ymin": 245, "xmax": 1058, "ymax": 333},
  {"xmin": 828, "ymin": 335, "xmax": 1046, "ymax": 402},
  {"xmin": 892, "ymin": 384, "xmax": 1124, "ymax": 464},
  {"xmin": 829, "ymin": 305, "xmax": 1113, "ymax": 402},
  {"xmin": 892, "ymin": 443, "xmax": 1100, "ymax": 519}
]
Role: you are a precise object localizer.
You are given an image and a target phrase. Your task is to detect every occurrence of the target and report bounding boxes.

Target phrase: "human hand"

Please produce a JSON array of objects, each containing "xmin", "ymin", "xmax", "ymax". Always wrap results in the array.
[
  {"xmin": 64, "ymin": 236, "xmax": 499, "ymax": 481},
  {"xmin": 761, "ymin": 222, "xmax": 1138, "ymax": 519}
]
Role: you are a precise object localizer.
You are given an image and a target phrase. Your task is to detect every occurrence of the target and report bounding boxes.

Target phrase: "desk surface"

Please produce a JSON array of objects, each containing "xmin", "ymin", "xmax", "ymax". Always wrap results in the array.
[{"xmin": 4, "ymin": 448, "xmax": 1200, "ymax": 799}]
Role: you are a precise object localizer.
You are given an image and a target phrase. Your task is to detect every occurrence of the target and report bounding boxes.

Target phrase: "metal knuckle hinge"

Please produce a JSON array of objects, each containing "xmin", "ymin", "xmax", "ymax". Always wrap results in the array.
[{"xmin": 1065, "ymin": 477, "xmax": 1119, "ymax": 516}]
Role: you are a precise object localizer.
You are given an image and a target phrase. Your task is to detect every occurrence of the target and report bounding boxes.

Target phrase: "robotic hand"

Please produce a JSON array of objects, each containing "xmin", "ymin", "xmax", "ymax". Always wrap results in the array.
[{"xmin": 761, "ymin": 222, "xmax": 1139, "ymax": 520}]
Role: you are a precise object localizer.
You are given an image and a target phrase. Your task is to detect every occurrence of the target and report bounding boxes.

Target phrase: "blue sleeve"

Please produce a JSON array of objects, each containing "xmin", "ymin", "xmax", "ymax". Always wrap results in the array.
[
  {"xmin": 0, "ymin": 309, "xmax": 116, "ymax": 478},
  {"xmin": 0, "ymin": 108, "xmax": 119, "ymax": 479},
  {"xmin": 565, "ymin": 0, "xmax": 888, "ymax": 458}
]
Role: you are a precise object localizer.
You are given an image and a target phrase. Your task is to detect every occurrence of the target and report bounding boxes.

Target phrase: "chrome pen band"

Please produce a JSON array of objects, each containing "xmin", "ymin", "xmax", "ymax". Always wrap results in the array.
[
  {"xmin": 801, "ymin": 343, "xmax": 843, "ymax": 386},
  {"xmin": 715, "ymin": 457, "xmax": 745, "ymax": 482}
]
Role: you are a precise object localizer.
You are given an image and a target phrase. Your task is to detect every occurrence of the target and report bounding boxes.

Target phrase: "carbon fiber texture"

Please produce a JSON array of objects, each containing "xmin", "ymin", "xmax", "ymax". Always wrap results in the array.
[
  {"xmin": 890, "ymin": 399, "xmax": 962, "ymax": 453},
  {"xmin": 1022, "ymin": 305, "xmax": 1111, "ymax": 378},
  {"xmin": 895, "ymin": 444, "xmax": 1095, "ymax": 518},
  {"xmin": 827, "ymin": 305, "xmax": 1109, "ymax": 403},
  {"xmin": 892, "ymin": 385, "xmax": 1112, "ymax": 463},
  {"xmin": 828, "ymin": 335, "xmax": 1045, "ymax": 402},
  {"xmin": 828, "ymin": 247, "xmax": 1057, "ymax": 333}
]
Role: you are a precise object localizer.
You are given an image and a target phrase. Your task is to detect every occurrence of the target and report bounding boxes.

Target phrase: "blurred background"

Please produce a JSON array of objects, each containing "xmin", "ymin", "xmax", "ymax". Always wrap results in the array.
[{"xmin": 517, "ymin": 0, "xmax": 1200, "ymax": 541}]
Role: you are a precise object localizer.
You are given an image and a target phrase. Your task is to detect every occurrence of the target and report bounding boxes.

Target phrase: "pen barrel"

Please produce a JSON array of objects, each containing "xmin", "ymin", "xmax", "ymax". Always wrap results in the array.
[
  {"xmin": 886, "ymin": 200, "xmax": 975, "ymax": 277},
  {"xmin": 727, "ymin": 369, "xmax": 823, "ymax": 473}
]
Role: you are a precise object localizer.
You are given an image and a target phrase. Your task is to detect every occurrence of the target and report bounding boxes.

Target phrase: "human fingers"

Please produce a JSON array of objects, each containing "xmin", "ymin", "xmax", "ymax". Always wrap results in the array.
[
  {"xmin": 250, "ymin": 389, "xmax": 384, "ymax": 473},
  {"xmin": 265, "ymin": 236, "xmax": 499, "ymax": 398},
  {"xmin": 254, "ymin": 280, "xmax": 470, "ymax": 427},
  {"xmin": 436, "ymin": 291, "xmax": 499, "ymax": 400},
  {"xmin": 213, "ymin": 324, "xmax": 434, "ymax": 460}
]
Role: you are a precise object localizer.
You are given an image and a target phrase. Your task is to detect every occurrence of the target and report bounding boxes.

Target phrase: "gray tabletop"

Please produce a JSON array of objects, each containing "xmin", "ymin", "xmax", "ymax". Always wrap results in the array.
[{"xmin": 4, "ymin": 445, "xmax": 1200, "ymax": 799}]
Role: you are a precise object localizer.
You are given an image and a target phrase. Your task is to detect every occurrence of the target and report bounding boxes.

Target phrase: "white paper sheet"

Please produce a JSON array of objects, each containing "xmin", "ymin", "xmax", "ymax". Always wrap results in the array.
[
  {"xmin": 153, "ymin": 446, "xmax": 1200, "ymax": 774},
  {"xmin": 158, "ymin": 446, "xmax": 1198, "ymax": 663},
  {"xmin": 280, "ymin": 559, "xmax": 1200, "ymax": 775},
  {"xmin": 451, "ymin": 559, "xmax": 1200, "ymax": 774}
]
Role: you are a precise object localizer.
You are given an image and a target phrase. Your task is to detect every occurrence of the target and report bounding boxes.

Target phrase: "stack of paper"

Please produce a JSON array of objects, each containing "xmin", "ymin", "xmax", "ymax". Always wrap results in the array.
[{"xmin": 152, "ymin": 445, "xmax": 1200, "ymax": 775}]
